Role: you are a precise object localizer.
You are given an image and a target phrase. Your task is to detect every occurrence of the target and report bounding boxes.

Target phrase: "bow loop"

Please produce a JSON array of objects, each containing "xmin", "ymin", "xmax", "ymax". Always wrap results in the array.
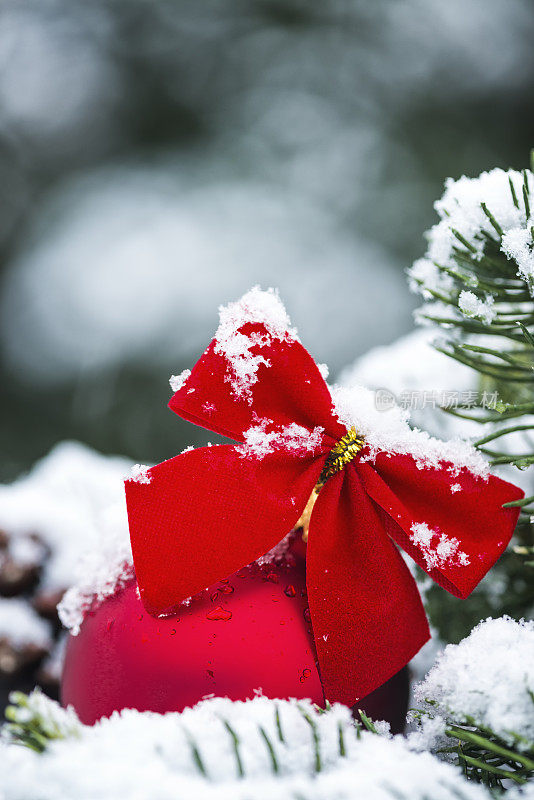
[
  {"xmin": 126, "ymin": 445, "xmax": 325, "ymax": 616},
  {"xmin": 168, "ymin": 296, "xmax": 345, "ymax": 445}
]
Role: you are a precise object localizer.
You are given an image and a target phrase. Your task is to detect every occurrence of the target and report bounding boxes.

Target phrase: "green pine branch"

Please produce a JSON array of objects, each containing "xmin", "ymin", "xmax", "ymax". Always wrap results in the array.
[
  {"xmin": 443, "ymin": 721, "xmax": 534, "ymax": 790},
  {"xmin": 412, "ymin": 708, "xmax": 534, "ymax": 791},
  {"xmin": 4, "ymin": 690, "xmax": 80, "ymax": 752},
  {"xmin": 411, "ymin": 155, "xmax": 534, "ymax": 586}
]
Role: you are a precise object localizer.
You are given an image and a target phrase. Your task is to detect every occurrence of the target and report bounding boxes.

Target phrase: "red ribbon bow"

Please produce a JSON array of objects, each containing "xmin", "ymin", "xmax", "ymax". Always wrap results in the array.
[{"xmin": 125, "ymin": 290, "xmax": 523, "ymax": 706}]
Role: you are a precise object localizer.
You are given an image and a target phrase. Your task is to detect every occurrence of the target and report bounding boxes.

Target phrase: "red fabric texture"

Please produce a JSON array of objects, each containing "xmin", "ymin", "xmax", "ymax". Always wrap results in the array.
[
  {"xmin": 127, "ymin": 445, "xmax": 325, "ymax": 616},
  {"xmin": 125, "ymin": 322, "xmax": 523, "ymax": 704},
  {"xmin": 306, "ymin": 467, "xmax": 430, "ymax": 705},
  {"xmin": 168, "ymin": 323, "xmax": 346, "ymax": 445}
]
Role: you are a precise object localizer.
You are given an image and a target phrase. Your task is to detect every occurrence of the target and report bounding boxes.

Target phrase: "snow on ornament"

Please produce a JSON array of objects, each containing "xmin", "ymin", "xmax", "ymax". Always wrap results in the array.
[{"xmin": 62, "ymin": 287, "xmax": 522, "ymax": 727}]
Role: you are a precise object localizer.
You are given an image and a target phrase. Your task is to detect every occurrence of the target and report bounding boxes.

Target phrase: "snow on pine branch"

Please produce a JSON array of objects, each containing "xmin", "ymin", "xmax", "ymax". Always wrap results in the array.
[
  {"xmin": 4, "ymin": 687, "xmax": 81, "ymax": 747},
  {"xmin": 502, "ymin": 227, "xmax": 534, "ymax": 287},
  {"xmin": 458, "ymin": 290, "xmax": 496, "ymax": 324},
  {"xmin": 414, "ymin": 617, "xmax": 534, "ymax": 750},
  {"xmin": 0, "ymin": 694, "xmax": 489, "ymax": 800},
  {"xmin": 408, "ymin": 168, "xmax": 534, "ymax": 300}
]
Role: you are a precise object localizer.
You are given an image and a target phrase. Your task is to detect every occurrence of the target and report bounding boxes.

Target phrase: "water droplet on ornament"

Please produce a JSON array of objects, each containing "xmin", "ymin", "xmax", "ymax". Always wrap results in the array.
[
  {"xmin": 219, "ymin": 584, "xmax": 234, "ymax": 594},
  {"xmin": 284, "ymin": 585, "xmax": 296, "ymax": 597},
  {"xmin": 264, "ymin": 572, "xmax": 279, "ymax": 584},
  {"xmin": 170, "ymin": 629, "xmax": 176, "ymax": 636},
  {"xmin": 299, "ymin": 668, "xmax": 312, "ymax": 682},
  {"xmin": 303, "ymin": 608, "xmax": 311, "ymax": 622},
  {"xmin": 210, "ymin": 591, "xmax": 218, "ymax": 602},
  {"xmin": 207, "ymin": 669, "xmax": 215, "ymax": 678},
  {"xmin": 206, "ymin": 606, "xmax": 232, "ymax": 621},
  {"xmin": 138, "ymin": 614, "xmax": 144, "ymax": 621},
  {"xmin": 106, "ymin": 619, "xmax": 114, "ymax": 632}
]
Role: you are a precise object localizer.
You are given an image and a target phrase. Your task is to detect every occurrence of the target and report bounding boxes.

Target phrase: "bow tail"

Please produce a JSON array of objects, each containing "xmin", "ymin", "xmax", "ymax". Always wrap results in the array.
[
  {"xmin": 357, "ymin": 454, "xmax": 523, "ymax": 599},
  {"xmin": 306, "ymin": 465, "xmax": 429, "ymax": 706},
  {"xmin": 126, "ymin": 445, "xmax": 324, "ymax": 616}
]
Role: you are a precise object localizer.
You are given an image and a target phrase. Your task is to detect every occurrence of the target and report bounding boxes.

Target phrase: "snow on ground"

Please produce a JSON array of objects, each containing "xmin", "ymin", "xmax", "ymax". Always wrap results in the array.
[
  {"xmin": 415, "ymin": 617, "xmax": 534, "ymax": 749},
  {"xmin": 0, "ymin": 599, "xmax": 52, "ymax": 650},
  {"xmin": 0, "ymin": 441, "xmax": 131, "ymax": 594},
  {"xmin": 0, "ymin": 693, "xmax": 490, "ymax": 800}
]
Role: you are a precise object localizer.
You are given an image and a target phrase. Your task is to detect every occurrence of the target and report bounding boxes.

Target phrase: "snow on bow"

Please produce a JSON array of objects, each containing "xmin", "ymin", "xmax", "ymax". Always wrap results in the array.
[{"xmin": 125, "ymin": 287, "xmax": 523, "ymax": 706}]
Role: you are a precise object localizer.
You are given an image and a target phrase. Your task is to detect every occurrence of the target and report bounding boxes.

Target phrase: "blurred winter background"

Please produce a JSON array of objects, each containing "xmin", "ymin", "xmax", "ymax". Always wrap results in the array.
[
  {"xmin": 0, "ymin": 0, "xmax": 533, "ymax": 477},
  {"xmin": 0, "ymin": 0, "xmax": 533, "ymax": 718}
]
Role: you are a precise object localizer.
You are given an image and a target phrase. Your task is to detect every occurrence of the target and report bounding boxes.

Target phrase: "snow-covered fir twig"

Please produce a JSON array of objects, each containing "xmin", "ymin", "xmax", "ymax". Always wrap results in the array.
[
  {"xmin": 408, "ymin": 156, "xmax": 534, "ymax": 572},
  {"xmin": 1, "ymin": 693, "xmax": 489, "ymax": 800},
  {"xmin": 3, "ymin": 688, "xmax": 80, "ymax": 753},
  {"xmin": 411, "ymin": 617, "xmax": 534, "ymax": 790},
  {"xmin": 408, "ymin": 162, "xmax": 534, "ymax": 460}
]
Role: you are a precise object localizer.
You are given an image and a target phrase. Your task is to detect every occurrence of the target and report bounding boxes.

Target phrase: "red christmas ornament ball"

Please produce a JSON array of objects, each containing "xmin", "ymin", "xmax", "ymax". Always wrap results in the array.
[{"xmin": 61, "ymin": 546, "xmax": 408, "ymax": 731}]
